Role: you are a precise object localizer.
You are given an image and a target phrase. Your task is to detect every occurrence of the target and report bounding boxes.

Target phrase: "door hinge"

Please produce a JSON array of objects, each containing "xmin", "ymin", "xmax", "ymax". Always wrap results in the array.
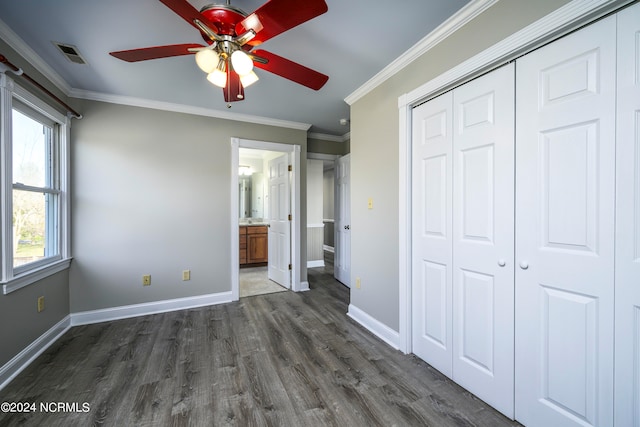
[
  {"xmin": 288, "ymin": 264, "xmax": 292, "ymax": 270},
  {"xmin": 288, "ymin": 214, "xmax": 292, "ymax": 221},
  {"xmin": 288, "ymin": 165, "xmax": 292, "ymax": 172}
]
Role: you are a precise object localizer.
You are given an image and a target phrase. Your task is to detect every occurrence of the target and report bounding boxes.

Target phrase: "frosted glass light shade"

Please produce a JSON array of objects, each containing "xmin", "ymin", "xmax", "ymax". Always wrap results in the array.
[
  {"xmin": 240, "ymin": 70, "xmax": 259, "ymax": 88},
  {"xmin": 207, "ymin": 69, "xmax": 227, "ymax": 88},
  {"xmin": 231, "ymin": 50, "xmax": 253, "ymax": 76},
  {"xmin": 195, "ymin": 49, "xmax": 219, "ymax": 73}
]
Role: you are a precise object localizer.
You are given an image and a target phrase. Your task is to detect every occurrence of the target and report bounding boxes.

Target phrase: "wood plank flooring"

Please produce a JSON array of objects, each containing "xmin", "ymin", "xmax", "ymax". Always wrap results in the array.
[{"xmin": 0, "ymin": 259, "xmax": 521, "ymax": 426}]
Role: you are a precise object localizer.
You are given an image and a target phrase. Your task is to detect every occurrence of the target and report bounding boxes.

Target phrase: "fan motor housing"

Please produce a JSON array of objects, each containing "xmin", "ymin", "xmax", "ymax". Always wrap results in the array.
[{"xmin": 200, "ymin": 4, "xmax": 247, "ymax": 39}]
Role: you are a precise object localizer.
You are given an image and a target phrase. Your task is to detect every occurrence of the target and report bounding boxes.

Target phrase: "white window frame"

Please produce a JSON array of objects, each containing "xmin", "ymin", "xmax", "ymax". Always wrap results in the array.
[{"xmin": 1, "ymin": 73, "xmax": 71, "ymax": 294}]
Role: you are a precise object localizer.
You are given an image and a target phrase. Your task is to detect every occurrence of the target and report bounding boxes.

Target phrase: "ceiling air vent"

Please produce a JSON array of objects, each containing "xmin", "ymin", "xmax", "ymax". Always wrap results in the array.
[{"xmin": 53, "ymin": 42, "xmax": 87, "ymax": 65}]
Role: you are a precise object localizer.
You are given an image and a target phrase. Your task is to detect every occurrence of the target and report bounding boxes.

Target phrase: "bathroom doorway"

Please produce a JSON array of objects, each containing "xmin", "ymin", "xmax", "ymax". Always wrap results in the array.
[{"xmin": 230, "ymin": 138, "xmax": 303, "ymax": 301}]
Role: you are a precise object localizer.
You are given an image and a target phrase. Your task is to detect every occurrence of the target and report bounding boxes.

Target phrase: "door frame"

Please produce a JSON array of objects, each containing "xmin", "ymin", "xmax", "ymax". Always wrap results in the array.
[
  {"xmin": 396, "ymin": 0, "xmax": 632, "ymax": 353},
  {"xmin": 231, "ymin": 137, "xmax": 302, "ymax": 301}
]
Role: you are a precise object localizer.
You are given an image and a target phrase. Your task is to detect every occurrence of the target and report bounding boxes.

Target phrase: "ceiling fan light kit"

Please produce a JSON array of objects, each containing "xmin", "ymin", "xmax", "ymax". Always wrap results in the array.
[
  {"xmin": 194, "ymin": 48, "xmax": 219, "ymax": 73},
  {"xmin": 109, "ymin": 0, "xmax": 329, "ymax": 103}
]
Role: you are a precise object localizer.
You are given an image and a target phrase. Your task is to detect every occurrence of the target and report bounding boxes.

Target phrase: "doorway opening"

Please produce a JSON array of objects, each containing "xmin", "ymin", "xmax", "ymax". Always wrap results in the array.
[{"xmin": 231, "ymin": 138, "xmax": 302, "ymax": 301}]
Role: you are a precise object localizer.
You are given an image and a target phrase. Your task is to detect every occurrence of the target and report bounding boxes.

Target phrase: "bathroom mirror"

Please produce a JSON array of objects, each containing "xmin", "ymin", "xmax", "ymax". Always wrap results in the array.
[{"xmin": 239, "ymin": 172, "xmax": 265, "ymax": 220}]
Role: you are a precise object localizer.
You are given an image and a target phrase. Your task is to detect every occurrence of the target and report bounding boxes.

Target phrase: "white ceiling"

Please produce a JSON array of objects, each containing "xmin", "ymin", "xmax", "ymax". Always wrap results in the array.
[{"xmin": 0, "ymin": 0, "xmax": 470, "ymax": 136}]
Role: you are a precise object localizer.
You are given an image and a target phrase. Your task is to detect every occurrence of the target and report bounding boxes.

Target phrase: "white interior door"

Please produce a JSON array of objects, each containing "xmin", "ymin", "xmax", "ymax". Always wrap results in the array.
[
  {"xmin": 412, "ymin": 91, "xmax": 454, "ymax": 377},
  {"xmin": 515, "ymin": 15, "xmax": 616, "ymax": 427},
  {"xmin": 268, "ymin": 153, "xmax": 291, "ymax": 288},
  {"xmin": 615, "ymin": 3, "xmax": 640, "ymax": 426},
  {"xmin": 452, "ymin": 63, "xmax": 514, "ymax": 418},
  {"xmin": 334, "ymin": 154, "xmax": 351, "ymax": 287}
]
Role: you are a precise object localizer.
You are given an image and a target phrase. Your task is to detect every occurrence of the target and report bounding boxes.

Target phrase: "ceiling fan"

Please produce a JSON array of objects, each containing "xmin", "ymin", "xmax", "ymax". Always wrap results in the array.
[{"xmin": 109, "ymin": 0, "xmax": 329, "ymax": 103}]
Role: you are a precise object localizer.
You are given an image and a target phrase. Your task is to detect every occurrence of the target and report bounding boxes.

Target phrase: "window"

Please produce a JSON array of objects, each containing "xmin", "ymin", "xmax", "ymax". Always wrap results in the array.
[{"xmin": 1, "ymin": 74, "xmax": 71, "ymax": 294}]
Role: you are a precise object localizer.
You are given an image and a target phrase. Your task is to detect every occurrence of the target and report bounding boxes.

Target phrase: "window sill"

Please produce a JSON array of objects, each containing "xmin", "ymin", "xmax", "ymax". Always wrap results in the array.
[{"xmin": 2, "ymin": 258, "xmax": 72, "ymax": 295}]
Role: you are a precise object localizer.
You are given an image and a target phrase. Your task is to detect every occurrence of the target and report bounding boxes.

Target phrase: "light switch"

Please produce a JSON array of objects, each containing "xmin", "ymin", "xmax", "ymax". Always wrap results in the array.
[{"xmin": 368, "ymin": 198, "xmax": 373, "ymax": 209}]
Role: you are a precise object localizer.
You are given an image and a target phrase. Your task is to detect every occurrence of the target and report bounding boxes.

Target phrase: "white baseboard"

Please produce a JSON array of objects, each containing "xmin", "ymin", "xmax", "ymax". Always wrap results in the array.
[
  {"xmin": 298, "ymin": 281, "xmax": 310, "ymax": 292},
  {"xmin": 307, "ymin": 260, "xmax": 325, "ymax": 268},
  {"xmin": 71, "ymin": 291, "xmax": 233, "ymax": 326},
  {"xmin": 0, "ymin": 315, "xmax": 71, "ymax": 391},
  {"xmin": 323, "ymin": 245, "xmax": 335, "ymax": 253},
  {"xmin": 347, "ymin": 304, "xmax": 400, "ymax": 350},
  {"xmin": 1, "ymin": 291, "xmax": 234, "ymax": 391}
]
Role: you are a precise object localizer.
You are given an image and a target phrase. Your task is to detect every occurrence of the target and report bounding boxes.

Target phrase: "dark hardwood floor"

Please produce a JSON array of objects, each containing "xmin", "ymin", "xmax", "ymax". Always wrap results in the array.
[{"xmin": 0, "ymin": 255, "xmax": 520, "ymax": 426}]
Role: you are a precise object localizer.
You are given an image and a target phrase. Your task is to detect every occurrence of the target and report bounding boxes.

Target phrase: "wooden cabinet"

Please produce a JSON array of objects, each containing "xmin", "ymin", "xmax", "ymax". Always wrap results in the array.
[
  {"xmin": 239, "ymin": 225, "xmax": 268, "ymax": 266},
  {"xmin": 239, "ymin": 226, "xmax": 247, "ymax": 265}
]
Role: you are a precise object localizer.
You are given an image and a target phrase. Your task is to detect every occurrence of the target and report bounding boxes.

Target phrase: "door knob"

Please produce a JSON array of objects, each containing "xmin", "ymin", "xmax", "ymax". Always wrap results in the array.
[
  {"xmin": 519, "ymin": 261, "xmax": 529, "ymax": 270},
  {"xmin": 497, "ymin": 259, "xmax": 506, "ymax": 267}
]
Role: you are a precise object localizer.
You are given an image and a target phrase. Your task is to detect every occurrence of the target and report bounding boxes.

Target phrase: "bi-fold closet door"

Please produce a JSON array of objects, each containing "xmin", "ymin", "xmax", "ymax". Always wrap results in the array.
[
  {"xmin": 411, "ymin": 62, "xmax": 515, "ymax": 418},
  {"xmin": 514, "ymin": 13, "xmax": 617, "ymax": 427},
  {"xmin": 614, "ymin": 3, "xmax": 640, "ymax": 427},
  {"xmin": 412, "ymin": 4, "xmax": 640, "ymax": 426}
]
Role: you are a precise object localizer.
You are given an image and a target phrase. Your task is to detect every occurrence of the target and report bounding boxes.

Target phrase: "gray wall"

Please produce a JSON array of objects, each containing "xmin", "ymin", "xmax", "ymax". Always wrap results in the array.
[
  {"xmin": 0, "ymin": 39, "xmax": 72, "ymax": 368},
  {"xmin": 349, "ymin": 0, "xmax": 572, "ymax": 331},
  {"xmin": 307, "ymin": 136, "xmax": 349, "ymax": 155},
  {"xmin": 70, "ymin": 99, "xmax": 308, "ymax": 312}
]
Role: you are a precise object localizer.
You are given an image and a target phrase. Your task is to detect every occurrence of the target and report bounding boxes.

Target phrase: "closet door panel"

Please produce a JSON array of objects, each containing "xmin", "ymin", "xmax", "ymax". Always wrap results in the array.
[
  {"xmin": 515, "ymin": 15, "xmax": 616, "ymax": 427},
  {"xmin": 452, "ymin": 63, "xmax": 515, "ymax": 418},
  {"xmin": 412, "ymin": 92, "xmax": 454, "ymax": 377},
  {"xmin": 615, "ymin": 3, "xmax": 640, "ymax": 426}
]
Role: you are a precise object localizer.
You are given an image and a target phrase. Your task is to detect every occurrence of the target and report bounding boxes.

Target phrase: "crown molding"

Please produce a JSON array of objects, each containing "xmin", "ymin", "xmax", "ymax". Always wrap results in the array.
[
  {"xmin": 70, "ymin": 89, "xmax": 312, "ymax": 131},
  {"xmin": 1, "ymin": 16, "xmax": 311, "ymax": 132},
  {"xmin": 308, "ymin": 132, "xmax": 349, "ymax": 143},
  {"xmin": 400, "ymin": 0, "xmax": 636, "ymax": 108},
  {"xmin": 344, "ymin": 0, "xmax": 498, "ymax": 106},
  {"xmin": 0, "ymin": 18, "xmax": 71, "ymax": 94}
]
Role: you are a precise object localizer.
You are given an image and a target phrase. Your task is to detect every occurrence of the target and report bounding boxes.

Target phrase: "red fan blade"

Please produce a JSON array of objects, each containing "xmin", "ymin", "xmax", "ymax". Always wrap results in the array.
[
  {"xmin": 253, "ymin": 49, "xmax": 328, "ymax": 90},
  {"xmin": 237, "ymin": 0, "xmax": 328, "ymax": 46},
  {"xmin": 224, "ymin": 69, "xmax": 245, "ymax": 102},
  {"xmin": 159, "ymin": 0, "xmax": 218, "ymax": 34},
  {"xmin": 110, "ymin": 44, "xmax": 204, "ymax": 62}
]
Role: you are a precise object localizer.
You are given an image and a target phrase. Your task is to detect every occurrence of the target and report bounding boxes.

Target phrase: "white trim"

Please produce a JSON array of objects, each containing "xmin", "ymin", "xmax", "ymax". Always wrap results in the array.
[
  {"xmin": 323, "ymin": 245, "xmax": 334, "ymax": 253},
  {"xmin": 0, "ymin": 315, "xmax": 71, "ymax": 391},
  {"xmin": 2, "ymin": 258, "xmax": 72, "ymax": 294},
  {"xmin": 401, "ymin": 0, "xmax": 634, "ymax": 109},
  {"xmin": 347, "ymin": 304, "xmax": 400, "ymax": 350},
  {"xmin": 307, "ymin": 260, "xmax": 325, "ymax": 268},
  {"xmin": 307, "ymin": 223, "xmax": 325, "ymax": 228},
  {"xmin": 299, "ymin": 281, "xmax": 310, "ymax": 292},
  {"xmin": 398, "ymin": 0, "xmax": 634, "ymax": 356},
  {"xmin": 0, "ymin": 18, "xmax": 315, "ymax": 133},
  {"xmin": 72, "ymin": 89, "xmax": 311, "ymax": 131},
  {"xmin": 0, "ymin": 73, "xmax": 72, "ymax": 290},
  {"xmin": 70, "ymin": 291, "xmax": 233, "ymax": 326},
  {"xmin": 0, "ymin": 18, "xmax": 72, "ymax": 94},
  {"xmin": 307, "ymin": 132, "xmax": 349, "ymax": 143},
  {"xmin": 398, "ymin": 93, "xmax": 412, "ymax": 354},
  {"xmin": 0, "ymin": 291, "xmax": 232, "ymax": 391},
  {"xmin": 345, "ymin": 0, "xmax": 499, "ymax": 106},
  {"xmin": 231, "ymin": 138, "xmax": 304, "ymax": 297},
  {"xmin": 307, "ymin": 152, "xmax": 340, "ymax": 161}
]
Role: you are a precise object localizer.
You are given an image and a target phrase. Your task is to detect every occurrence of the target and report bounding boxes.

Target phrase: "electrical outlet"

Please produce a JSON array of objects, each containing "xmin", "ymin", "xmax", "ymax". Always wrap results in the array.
[
  {"xmin": 356, "ymin": 277, "xmax": 361, "ymax": 289},
  {"xmin": 368, "ymin": 198, "xmax": 373, "ymax": 210},
  {"xmin": 37, "ymin": 296, "xmax": 45, "ymax": 312},
  {"xmin": 182, "ymin": 270, "xmax": 190, "ymax": 281},
  {"xmin": 143, "ymin": 275, "xmax": 151, "ymax": 286}
]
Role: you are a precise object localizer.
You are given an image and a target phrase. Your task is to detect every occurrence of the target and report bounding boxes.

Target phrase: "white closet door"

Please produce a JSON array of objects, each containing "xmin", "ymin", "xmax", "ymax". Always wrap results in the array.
[
  {"xmin": 452, "ymin": 63, "xmax": 514, "ymax": 418},
  {"xmin": 412, "ymin": 92, "xmax": 454, "ymax": 377},
  {"xmin": 515, "ymin": 15, "xmax": 616, "ymax": 427},
  {"xmin": 615, "ymin": 3, "xmax": 640, "ymax": 426}
]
